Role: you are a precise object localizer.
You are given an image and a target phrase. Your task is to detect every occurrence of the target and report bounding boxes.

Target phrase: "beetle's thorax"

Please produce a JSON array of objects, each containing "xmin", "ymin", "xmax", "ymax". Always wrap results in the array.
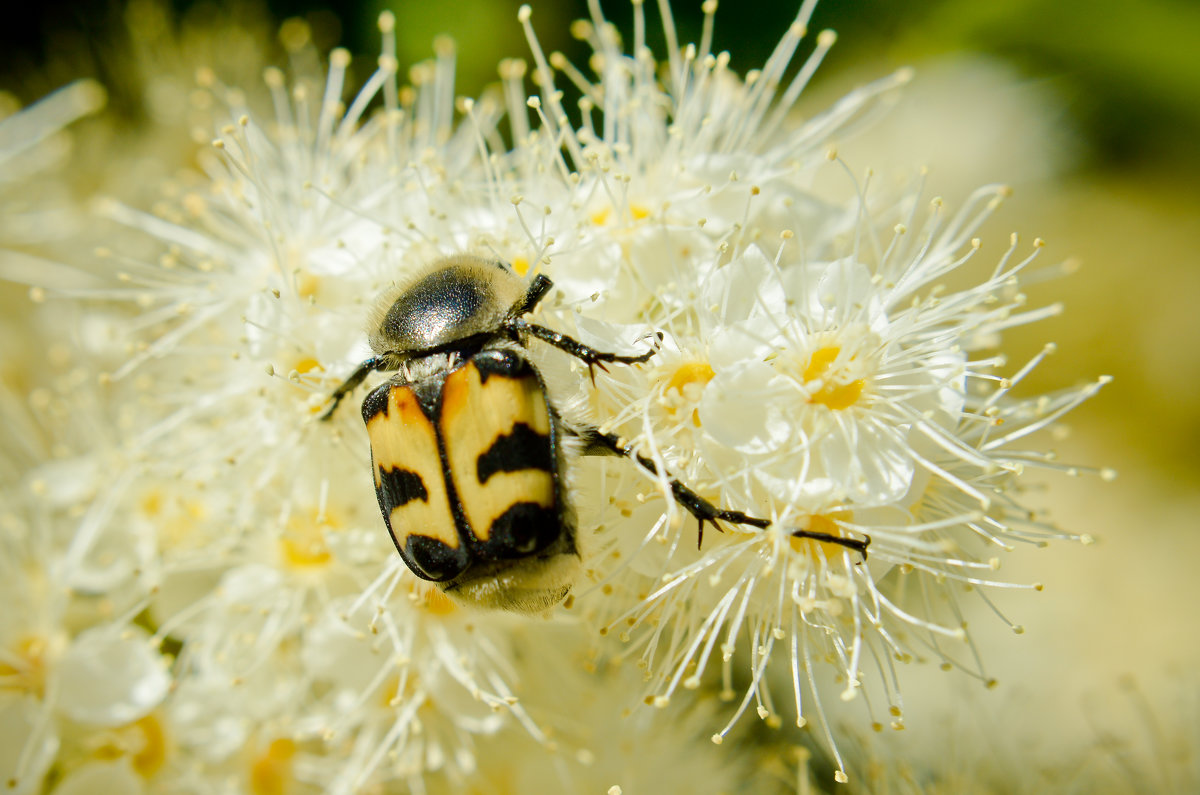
[{"xmin": 367, "ymin": 255, "xmax": 527, "ymax": 356}]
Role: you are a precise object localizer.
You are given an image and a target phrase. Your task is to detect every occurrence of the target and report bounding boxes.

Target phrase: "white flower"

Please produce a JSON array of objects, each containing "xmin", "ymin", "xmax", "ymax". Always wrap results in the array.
[
  {"xmin": 488, "ymin": 6, "xmax": 1105, "ymax": 780},
  {"xmin": 579, "ymin": 192, "xmax": 1107, "ymax": 776},
  {"xmin": 0, "ymin": 79, "xmax": 105, "ymax": 260}
]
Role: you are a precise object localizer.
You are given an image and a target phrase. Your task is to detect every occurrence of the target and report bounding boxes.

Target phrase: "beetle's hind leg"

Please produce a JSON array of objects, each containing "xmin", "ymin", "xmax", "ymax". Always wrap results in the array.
[{"xmin": 577, "ymin": 428, "xmax": 870, "ymax": 558}]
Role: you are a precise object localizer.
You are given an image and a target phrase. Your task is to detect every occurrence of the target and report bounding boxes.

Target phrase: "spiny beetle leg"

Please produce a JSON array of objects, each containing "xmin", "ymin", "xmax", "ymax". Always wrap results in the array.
[{"xmin": 578, "ymin": 429, "xmax": 868, "ymax": 558}]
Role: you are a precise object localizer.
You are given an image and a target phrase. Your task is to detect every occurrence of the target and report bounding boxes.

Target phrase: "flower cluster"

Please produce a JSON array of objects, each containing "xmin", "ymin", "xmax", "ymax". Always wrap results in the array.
[{"xmin": 1, "ymin": 0, "xmax": 1106, "ymax": 791}]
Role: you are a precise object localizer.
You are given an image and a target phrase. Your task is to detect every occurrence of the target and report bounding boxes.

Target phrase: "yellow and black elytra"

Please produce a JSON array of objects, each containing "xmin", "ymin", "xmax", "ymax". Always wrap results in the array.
[
  {"xmin": 362, "ymin": 349, "xmax": 560, "ymax": 586},
  {"xmin": 323, "ymin": 254, "xmax": 869, "ymax": 613}
]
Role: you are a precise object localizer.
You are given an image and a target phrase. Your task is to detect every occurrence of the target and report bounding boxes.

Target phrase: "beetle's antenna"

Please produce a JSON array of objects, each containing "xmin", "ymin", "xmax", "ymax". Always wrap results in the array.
[{"xmin": 320, "ymin": 356, "xmax": 388, "ymax": 421}]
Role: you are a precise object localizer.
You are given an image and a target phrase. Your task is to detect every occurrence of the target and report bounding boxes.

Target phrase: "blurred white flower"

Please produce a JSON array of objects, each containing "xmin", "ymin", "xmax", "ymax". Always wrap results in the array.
[
  {"xmin": 428, "ymin": 648, "xmax": 759, "ymax": 795},
  {"xmin": 0, "ymin": 471, "xmax": 173, "ymax": 793},
  {"xmin": 810, "ymin": 55, "xmax": 1079, "ymax": 207},
  {"xmin": 0, "ymin": 79, "xmax": 105, "ymax": 253}
]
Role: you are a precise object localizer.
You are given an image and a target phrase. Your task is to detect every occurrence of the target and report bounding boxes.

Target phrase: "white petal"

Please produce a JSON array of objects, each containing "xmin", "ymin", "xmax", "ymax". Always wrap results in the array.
[
  {"xmin": 52, "ymin": 626, "xmax": 170, "ymax": 726},
  {"xmin": 906, "ymin": 347, "xmax": 968, "ymax": 419},
  {"xmin": 166, "ymin": 676, "xmax": 249, "ymax": 762},
  {"xmin": 698, "ymin": 361, "xmax": 792, "ymax": 454},
  {"xmin": 301, "ymin": 599, "xmax": 392, "ymax": 692},
  {"xmin": 573, "ymin": 314, "xmax": 659, "ymax": 358},
  {"xmin": 27, "ymin": 458, "xmax": 99, "ymax": 508},
  {"xmin": 700, "ymin": 245, "xmax": 787, "ymax": 328},
  {"xmin": 216, "ymin": 564, "xmax": 284, "ymax": 603},
  {"xmin": 64, "ymin": 527, "xmax": 147, "ymax": 595},
  {"xmin": 780, "ymin": 258, "xmax": 878, "ymax": 331},
  {"xmin": 753, "ymin": 468, "xmax": 840, "ymax": 506},
  {"xmin": 816, "ymin": 419, "xmax": 915, "ymax": 505}
]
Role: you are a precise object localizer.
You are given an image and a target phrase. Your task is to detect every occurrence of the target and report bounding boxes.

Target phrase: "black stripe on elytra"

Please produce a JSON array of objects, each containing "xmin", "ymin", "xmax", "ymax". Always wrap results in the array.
[
  {"xmin": 476, "ymin": 423, "xmax": 553, "ymax": 484},
  {"xmin": 377, "ymin": 467, "xmax": 429, "ymax": 509},
  {"xmin": 485, "ymin": 502, "xmax": 561, "ymax": 558}
]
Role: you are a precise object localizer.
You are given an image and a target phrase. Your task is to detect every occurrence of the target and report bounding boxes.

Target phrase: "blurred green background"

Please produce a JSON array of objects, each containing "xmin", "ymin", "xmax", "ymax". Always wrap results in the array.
[
  {"xmin": 9, "ymin": 0, "xmax": 1200, "ymax": 172},
  {"xmin": 4, "ymin": 0, "xmax": 1198, "ymax": 782},
  {"xmin": 7, "ymin": 0, "xmax": 1199, "ymax": 158}
]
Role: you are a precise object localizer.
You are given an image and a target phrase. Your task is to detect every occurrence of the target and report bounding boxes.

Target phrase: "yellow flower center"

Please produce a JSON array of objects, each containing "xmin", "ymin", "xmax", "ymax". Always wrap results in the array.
[
  {"xmin": 249, "ymin": 738, "xmax": 297, "ymax": 795},
  {"xmin": 129, "ymin": 715, "xmax": 168, "ymax": 777},
  {"xmin": 292, "ymin": 357, "xmax": 321, "ymax": 375},
  {"xmin": 92, "ymin": 714, "xmax": 168, "ymax": 778},
  {"xmin": 380, "ymin": 674, "xmax": 401, "ymax": 707},
  {"xmin": 802, "ymin": 346, "xmax": 865, "ymax": 410},
  {"xmin": 589, "ymin": 202, "xmax": 651, "ymax": 226},
  {"xmin": 0, "ymin": 635, "xmax": 51, "ymax": 698},
  {"xmin": 279, "ymin": 510, "xmax": 340, "ymax": 570},
  {"xmin": 409, "ymin": 582, "xmax": 457, "ymax": 616},
  {"xmin": 139, "ymin": 490, "xmax": 163, "ymax": 517},
  {"xmin": 380, "ymin": 671, "xmax": 431, "ymax": 710},
  {"xmin": 664, "ymin": 361, "xmax": 715, "ymax": 426},
  {"xmin": 294, "ymin": 270, "xmax": 320, "ymax": 299},
  {"xmin": 280, "ymin": 355, "xmax": 330, "ymax": 415},
  {"xmin": 141, "ymin": 491, "xmax": 208, "ymax": 550}
]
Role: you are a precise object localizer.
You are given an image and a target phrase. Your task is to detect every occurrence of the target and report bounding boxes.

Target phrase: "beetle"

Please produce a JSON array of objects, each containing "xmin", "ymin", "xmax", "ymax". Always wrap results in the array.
[{"xmin": 322, "ymin": 254, "xmax": 868, "ymax": 612}]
